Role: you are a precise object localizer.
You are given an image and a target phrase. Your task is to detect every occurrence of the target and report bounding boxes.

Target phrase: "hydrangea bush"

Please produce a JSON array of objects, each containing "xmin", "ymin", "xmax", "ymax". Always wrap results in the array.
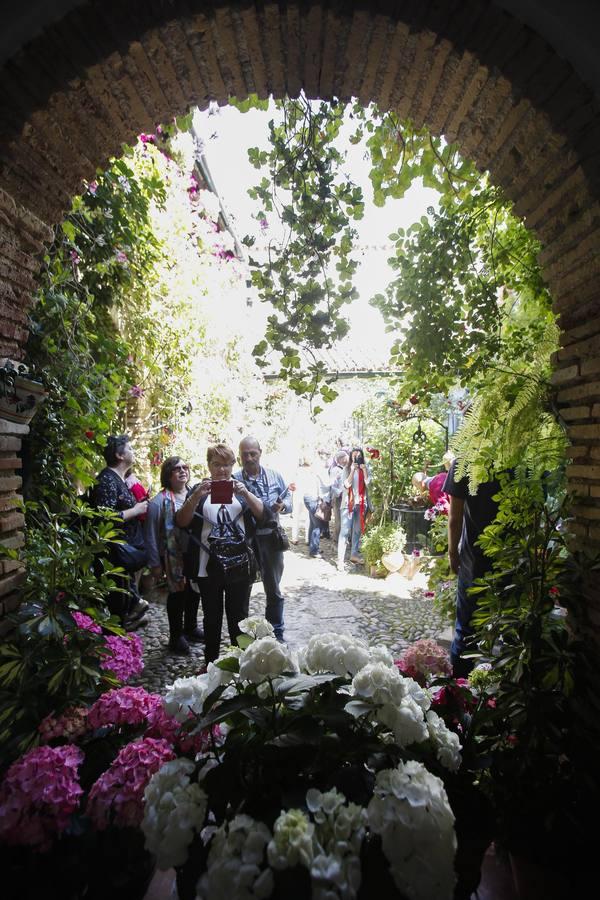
[{"xmin": 142, "ymin": 618, "xmax": 465, "ymax": 900}]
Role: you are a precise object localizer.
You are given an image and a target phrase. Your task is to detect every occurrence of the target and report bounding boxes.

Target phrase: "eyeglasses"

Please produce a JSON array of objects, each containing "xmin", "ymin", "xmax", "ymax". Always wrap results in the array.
[{"xmin": 172, "ymin": 465, "xmax": 189, "ymax": 472}]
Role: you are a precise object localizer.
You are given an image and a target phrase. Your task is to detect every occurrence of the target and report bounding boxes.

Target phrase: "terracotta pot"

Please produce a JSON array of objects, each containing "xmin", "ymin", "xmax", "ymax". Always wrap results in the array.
[{"xmin": 369, "ymin": 564, "xmax": 387, "ymax": 578}]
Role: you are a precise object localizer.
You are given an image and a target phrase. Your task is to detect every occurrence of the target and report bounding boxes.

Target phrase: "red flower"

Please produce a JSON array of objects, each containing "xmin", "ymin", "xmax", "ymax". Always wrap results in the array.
[{"xmin": 85, "ymin": 430, "xmax": 94, "ymax": 439}]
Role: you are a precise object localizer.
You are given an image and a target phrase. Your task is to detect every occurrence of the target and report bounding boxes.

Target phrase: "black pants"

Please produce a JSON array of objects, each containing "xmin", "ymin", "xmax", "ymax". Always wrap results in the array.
[
  {"xmin": 166, "ymin": 587, "xmax": 200, "ymax": 641},
  {"xmin": 196, "ymin": 575, "xmax": 251, "ymax": 663}
]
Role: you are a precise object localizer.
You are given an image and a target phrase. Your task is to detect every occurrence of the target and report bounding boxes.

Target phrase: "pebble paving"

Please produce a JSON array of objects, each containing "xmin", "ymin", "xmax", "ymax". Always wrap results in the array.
[{"xmin": 132, "ymin": 528, "xmax": 452, "ymax": 695}]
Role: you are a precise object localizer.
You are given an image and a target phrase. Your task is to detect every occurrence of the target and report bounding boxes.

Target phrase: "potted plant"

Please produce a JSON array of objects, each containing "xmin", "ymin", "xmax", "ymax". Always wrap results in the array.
[
  {"xmin": 0, "ymin": 684, "xmax": 217, "ymax": 900},
  {"xmin": 140, "ymin": 617, "xmax": 476, "ymax": 900},
  {"xmin": 0, "ymin": 361, "xmax": 47, "ymax": 425},
  {"xmin": 466, "ymin": 473, "xmax": 600, "ymax": 898},
  {"xmin": 360, "ymin": 522, "xmax": 406, "ymax": 577}
]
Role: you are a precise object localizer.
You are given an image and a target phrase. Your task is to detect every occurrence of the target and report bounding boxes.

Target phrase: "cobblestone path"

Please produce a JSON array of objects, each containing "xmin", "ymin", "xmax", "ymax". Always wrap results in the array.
[{"xmin": 133, "ymin": 533, "xmax": 451, "ymax": 695}]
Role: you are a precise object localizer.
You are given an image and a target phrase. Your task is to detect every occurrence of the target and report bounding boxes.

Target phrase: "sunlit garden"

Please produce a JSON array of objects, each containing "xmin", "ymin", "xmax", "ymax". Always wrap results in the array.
[{"xmin": 0, "ymin": 93, "xmax": 597, "ymax": 900}]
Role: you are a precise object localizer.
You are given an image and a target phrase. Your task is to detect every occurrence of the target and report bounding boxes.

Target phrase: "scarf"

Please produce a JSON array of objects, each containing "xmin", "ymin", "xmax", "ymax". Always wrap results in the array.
[
  {"xmin": 161, "ymin": 489, "xmax": 186, "ymax": 592},
  {"xmin": 348, "ymin": 467, "xmax": 368, "ymax": 534}
]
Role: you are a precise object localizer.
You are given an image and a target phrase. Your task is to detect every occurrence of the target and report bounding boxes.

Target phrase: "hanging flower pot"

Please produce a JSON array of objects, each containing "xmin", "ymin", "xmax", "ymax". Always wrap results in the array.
[{"xmin": 0, "ymin": 365, "xmax": 47, "ymax": 425}]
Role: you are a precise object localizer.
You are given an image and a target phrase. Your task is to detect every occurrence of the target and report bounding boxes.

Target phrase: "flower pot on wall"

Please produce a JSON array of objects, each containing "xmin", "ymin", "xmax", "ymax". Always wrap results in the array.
[{"xmin": 0, "ymin": 368, "xmax": 47, "ymax": 425}]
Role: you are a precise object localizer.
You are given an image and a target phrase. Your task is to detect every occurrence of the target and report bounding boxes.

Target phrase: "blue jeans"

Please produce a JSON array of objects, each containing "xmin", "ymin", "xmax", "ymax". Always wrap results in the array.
[
  {"xmin": 255, "ymin": 533, "xmax": 285, "ymax": 640},
  {"xmin": 450, "ymin": 570, "xmax": 478, "ymax": 676},
  {"xmin": 304, "ymin": 497, "xmax": 322, "ymax": 555},
  {"xmin": 337, "ymin": 507, "xmax": 362, "ymax": 562}
]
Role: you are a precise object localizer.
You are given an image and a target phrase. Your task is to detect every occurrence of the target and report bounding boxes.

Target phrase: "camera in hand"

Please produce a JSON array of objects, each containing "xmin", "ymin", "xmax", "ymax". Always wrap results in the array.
[{"xmin": 210, "ymin": 480, "xmax": 233, "ymax": 504}]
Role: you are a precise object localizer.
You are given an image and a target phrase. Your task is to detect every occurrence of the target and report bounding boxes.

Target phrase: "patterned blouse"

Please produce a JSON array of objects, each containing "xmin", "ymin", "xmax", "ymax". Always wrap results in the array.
[{"xmin": 95, "ymin": 467, "xmax": 143, "ymax": 546}]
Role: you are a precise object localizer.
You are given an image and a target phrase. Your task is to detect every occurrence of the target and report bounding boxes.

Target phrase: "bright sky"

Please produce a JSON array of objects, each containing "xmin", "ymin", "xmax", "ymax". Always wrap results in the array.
[{"xmin": 194, "ymin": 103, "xmax": 440, "ymax": 357}]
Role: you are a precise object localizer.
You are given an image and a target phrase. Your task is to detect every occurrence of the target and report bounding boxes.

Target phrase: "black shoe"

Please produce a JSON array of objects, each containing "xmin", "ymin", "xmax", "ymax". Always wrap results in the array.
[
  {"xmin": 124, "ymin": 613, "xmax": 149, "ymax": 631},
  {"xmin": 168, "ymin": 635, "xmax": 190, "ymax": 655},
  {"xmin": 129, "ymin": 599, "xmax": 150, "ymax": 619},
  {"xmin": 184, "ymin": 626, "xmax": 204, "ymax": 643}
]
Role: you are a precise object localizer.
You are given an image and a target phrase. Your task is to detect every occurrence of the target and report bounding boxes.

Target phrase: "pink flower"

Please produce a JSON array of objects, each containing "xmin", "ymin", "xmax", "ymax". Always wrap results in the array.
[
  {"xmin": 395, "ymin": 639, "xmax": 451, "ymax": 686},
  {"xmin": 145, "ymin": 704, "xmax": 221, "ymax": 754},
  {"xmin": 86, "ymin": 738, "xmax": 175, "ymax": 829},
  {"xmin": 0, "ymin": 745, "xmax": 84, "ymax": 850},
  {"xmin": 139, "ymin": 133, "xmax": 155, "ymax": 144},
  {"xmin": 39, "ymin": 707, "xmax": 89, "ymax": 744},
  {"xmin": 259, "ymin": 218, "xmax": 268, "ymax": 231},
  {"xmin": 115, "ymin": 250, "xmax": 128, "ymax": 264},
  {"xmin": 88, "ymin": 181, "xmax": 98, "ymax": 195},
  {"xmin": 69, "ymin": 250, "xmax": 80, "ymax": 265},
  {"xmin": 87, "ymin": 686, "xmax": 163, "ymax": 731},
  {"xmin": 72, "ymin": 611, "xmax": 102, "ymax": 634},
  {"xmin": 128, "ymin": 384, "xmax": 145, "ymax": 398},
  {"xmin": 100, "ymin": 634, "xmax": 144, "ymax": 682},
  {"xmin": 412, "ymin": 549, "xmax": 421, "ymax": 557},
  {"xmin": 423, "ymin": 590, "xmax": 435, "ymax": 598}
]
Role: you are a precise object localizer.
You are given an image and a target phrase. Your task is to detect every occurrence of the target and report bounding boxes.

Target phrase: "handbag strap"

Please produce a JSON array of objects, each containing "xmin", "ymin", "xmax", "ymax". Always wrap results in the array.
[{"xmin": 188, "ymin": 502, "xmax": 246, "ymax": 556}]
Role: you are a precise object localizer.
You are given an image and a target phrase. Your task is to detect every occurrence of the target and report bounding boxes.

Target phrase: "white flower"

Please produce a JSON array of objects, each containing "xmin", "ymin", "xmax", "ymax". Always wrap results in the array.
[
  {"xmin": 426, "ymin": 710, "xmax": 462, "ymax": 772},
  {"xmin": 305, "ymin": 788, "xmax": 366, "ymax": 899},
  {"xmin": 163, "ymin": 674, "xmax": 212, "ymax": 722},
  {"xmin": 117, "ymin": 174, "xmax": 131, "ymax": 193},
  {"xmin": 238, "ymin": 617, "xmax": 275, "ymax": 640},
  {"xmin": 267, "ymin": 808, "xmax": 315, "ymax": 869},
  {"xmin": 377, "ymin": 697, "xmax": 429, "ymax": 747},
  {"xmin": 196, "ymin": 814, "xmax": 274, "ymax": 900},
  {"xmin": 239, "ymin": 637, "xmax": 297, "ymax": 684},
  {"xmin": 368, "ymin": 645, "xmax": 395, "ymax": 668},
  {"xmin": 367, "ymin": 761, "xmax": 456, "ymax": 900},
  {"xmin": 351, "ymin": 662, "xmax": 407, "ymax": 706},
  {"xmin": 302, "ymin": 633, "xmax": 371, "ymax": 677},
  {"xmin": 142, "ymin": 758, "xmax": 207, "ymax": 869}
]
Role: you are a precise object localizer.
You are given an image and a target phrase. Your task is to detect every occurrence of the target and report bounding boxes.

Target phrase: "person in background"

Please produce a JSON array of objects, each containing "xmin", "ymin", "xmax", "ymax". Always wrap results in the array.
[
  {"xmin": 94, "ymin": 435, "xmax": 149, "ymax": 629},
  {"xmin": 303, "ymin": 450, "xmax": 333, "ymax": 559},
  {"xmin": 291, "ymin": 457, "xmax": 312, "ymax": 545},
  {"xmin": 329, "ymin": 449, "xmax": 349, "ymax": 544},
  {"xmin": 176, "ymin": 443, "xmax": 265, "ymax": 666},
  {"xmin": 337, "ymin": 447, "xmax": 370, "ymax": 568},
  {"xmin": 144, "ymin": 456, "xmax": 204, "ymax": 655},
  {"xmin": 444, "ymin": 459, "xmax": 500, "ymax": 678},
  {"xmin": 234, "ymin": 436, "xmax": 292, "ymax": 642}
]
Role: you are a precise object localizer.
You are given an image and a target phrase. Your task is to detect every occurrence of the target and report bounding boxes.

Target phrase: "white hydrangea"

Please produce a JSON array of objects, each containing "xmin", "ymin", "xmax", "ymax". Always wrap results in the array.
[
  {"xmin": 367, "ymin": 645, "xmax": 395, "ymax": 668},
  {"xmin": 196, "ymin": 814, "xmax": 274, "ymax": 900},
  {"xmin": 238, "ymin": 617, "xmax": 276, "ymax": 640},
  {"xmin": 367, "ymin": 761, "xmax": 456, "ymax": 900},
  {"xmin": 426, "ymin": 710, "xmax": 462, "ymax": 772},
  {"xmin": 267, "ymin": 808, "xmax": 315, "ymax": 870},
  {"xmin": 142, "ymin": 759, "xmax": 208, "ymax": 869},
  {"xmin": 377, "ymin": 696, "xmax": 429, "ymax": 747},
  {"xmin": 306, "ymin": 788, "xmax": 367, "ymax": 900},
  {"xmin": 351, "ymin": 662, "xmax": 408, "ymax": 707},
  {"xmin": 163, "ymin": 674, "xmax": 214, "ymax": 723},
  {"xmin": 301, "ymin": 633, "xmax": 371, "ymax": 676},
  {"xmin": 239, "ymin": 637, "xmax": 297, "ymax": 684}
]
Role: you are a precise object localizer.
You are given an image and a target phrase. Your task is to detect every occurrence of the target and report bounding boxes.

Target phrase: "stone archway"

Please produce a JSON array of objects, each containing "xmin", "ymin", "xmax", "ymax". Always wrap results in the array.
[{"xmin": 1, "ymin": 1, "xmax": 599, "ymax": 630}]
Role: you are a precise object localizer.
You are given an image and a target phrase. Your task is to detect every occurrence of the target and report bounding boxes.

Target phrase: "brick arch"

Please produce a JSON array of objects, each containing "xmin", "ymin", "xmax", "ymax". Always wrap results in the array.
[{"xmin": 1, "ymin": 0, "xmax": 599, "ymax": 619}]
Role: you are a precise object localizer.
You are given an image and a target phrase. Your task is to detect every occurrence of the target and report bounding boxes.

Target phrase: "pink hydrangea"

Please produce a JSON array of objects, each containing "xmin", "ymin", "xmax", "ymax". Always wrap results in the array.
[
  {"xmin": 395, "ymin": 638, "xmax": 451, "ymax": 686},
  {"xmin": 86, "ymin": 738, "xmax": 175, "ymax": 829},
  {"xmin": 0, "ymin": 745, "xmax": 84, "ymax": 850},
  {"xmin": 72, "ymin": 611, "xmax": 102, "ymax": 634},
  {"xmin": 145, "ymin": 703, "xmax": 221, "ymax": 753},
  {"xmin": 100, "ymin": 633, "xmax": 144, "ymax": 682},
  {"xmin": 39, "ymin": 706, "xmax": 89, "ymax": 744},
  {"xmin": 87, "ymin": 686, "xmax": 162, "ymax": 731}
]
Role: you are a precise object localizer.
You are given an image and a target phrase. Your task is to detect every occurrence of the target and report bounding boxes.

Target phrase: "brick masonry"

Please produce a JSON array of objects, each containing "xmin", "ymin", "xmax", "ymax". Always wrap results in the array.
[{"xmin": 0, "ymin": 0, "xmax": 598, "ymax": 618}]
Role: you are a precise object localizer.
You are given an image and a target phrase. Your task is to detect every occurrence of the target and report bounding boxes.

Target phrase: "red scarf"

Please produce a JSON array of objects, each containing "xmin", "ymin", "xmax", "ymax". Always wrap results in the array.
[{"xmin": 348, "ymin": 467, "xmax": 367, "ymax": 533}]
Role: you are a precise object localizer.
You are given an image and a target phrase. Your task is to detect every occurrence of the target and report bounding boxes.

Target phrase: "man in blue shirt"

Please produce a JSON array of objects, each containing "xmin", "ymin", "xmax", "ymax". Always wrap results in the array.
[{"xmin": 235, "ymin": 436, "xmax": 292, "ymax": 642}]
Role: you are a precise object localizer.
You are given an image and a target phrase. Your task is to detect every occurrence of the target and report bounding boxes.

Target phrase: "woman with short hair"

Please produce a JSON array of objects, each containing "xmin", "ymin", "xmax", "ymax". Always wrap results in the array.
[
  {"xmin": 144, "ymin": 456, "xmax": 204, "ymax": 654},
  {"xmin": 176, "ymin": 443, "xmax": 265, "ymax": 665}
]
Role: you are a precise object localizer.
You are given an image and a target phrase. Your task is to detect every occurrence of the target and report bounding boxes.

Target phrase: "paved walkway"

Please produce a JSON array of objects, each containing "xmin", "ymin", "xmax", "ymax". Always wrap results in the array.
[{"xmin": 133, "ymin": 531, "xmax": 451, "ymax": 694}]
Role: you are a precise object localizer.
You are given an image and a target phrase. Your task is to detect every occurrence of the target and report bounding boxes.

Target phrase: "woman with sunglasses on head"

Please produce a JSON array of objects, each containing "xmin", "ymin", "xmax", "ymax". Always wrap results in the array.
[{"xmin": 144, "ymin": 456, "xmax": 204, "ymax": 654}]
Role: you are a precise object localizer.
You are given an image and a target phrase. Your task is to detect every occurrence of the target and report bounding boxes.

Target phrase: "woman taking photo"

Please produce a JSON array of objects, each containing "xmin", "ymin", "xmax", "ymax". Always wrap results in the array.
[
  {"xmin": 337, "ymin": 447, "xmax": 371, "ymax": 569},
  {"xmin": 176, "ymin": 443, "xmax": 265, "ymax": 666},
  {"xmin": 144, "ymin": 456, "xmax": 204, "ymax": 655}
]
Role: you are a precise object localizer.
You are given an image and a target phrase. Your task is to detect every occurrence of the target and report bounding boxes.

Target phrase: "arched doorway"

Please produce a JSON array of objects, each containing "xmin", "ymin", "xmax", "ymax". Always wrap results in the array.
[{"xmin": 0, "ymin": 0, "xmax": 599, "ymax": 627}]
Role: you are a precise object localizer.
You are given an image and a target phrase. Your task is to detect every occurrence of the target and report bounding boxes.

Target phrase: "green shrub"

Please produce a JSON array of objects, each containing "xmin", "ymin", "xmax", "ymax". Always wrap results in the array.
[{"xmin": 360, "ymin": 521, "xmax": 406, "ymax": 569}]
